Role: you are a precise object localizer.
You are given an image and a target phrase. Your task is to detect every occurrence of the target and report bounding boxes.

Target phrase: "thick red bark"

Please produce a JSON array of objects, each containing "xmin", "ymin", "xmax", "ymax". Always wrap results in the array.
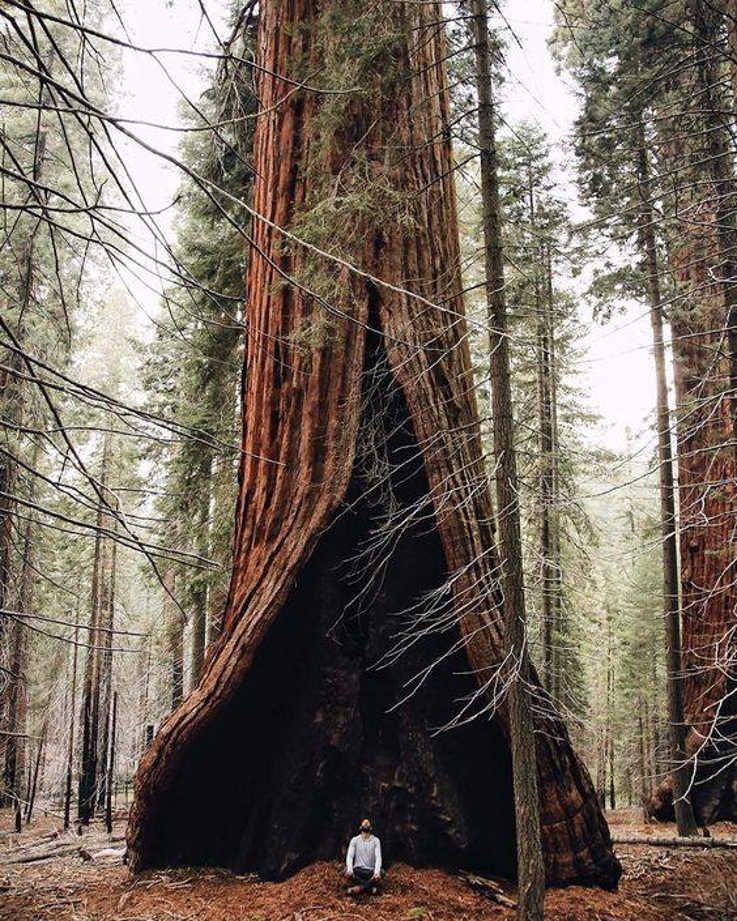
[
  {"xmin": 648, "ymin": 7, "xmax": 737, "ymax": 822},
  {"xmin": 127, "ymin": 0, "xmax": 619, "ymax": 889}
]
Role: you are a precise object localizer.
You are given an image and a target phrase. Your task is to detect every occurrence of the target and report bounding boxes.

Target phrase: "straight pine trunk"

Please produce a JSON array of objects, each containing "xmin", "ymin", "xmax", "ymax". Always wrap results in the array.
[
  {"xmin": 64, "ymin": 626, "xmax": 79, "ymax": 830},
  {"xmin": 164, "ymin": 569, "xmax": 184, "ymax": 710},
  {"xmin": 470, "ymin": 3, "xmax": 544, "ymax": 916},
  {"xmin": 637, "ymin": 699, "xmax": 650, "ymax": 821},
  {"xmin": 0, "ymin": 123, "xmax": 47, "ymax": 659},
  {"xmin": 25, "ymin": 721, "xmax": 45, "ymax": 824},
  {"xmin": 97, "ymin": 497, "xmax": 117, "ymax": 812},
  {"xmin": 78, "ymin": 433, "xmax": 113, "ymax": 823},
  {"xmin": 2, "ymin": 539, "xmax": 31, "ymax": 827},
  {"xmin": 190, "ymin": 460, "xmax": 212, "ymax": 686},
  {"xmin": 535, "ymin": 244, "xmax": 557, "ymax": 693},
  {"xmin": 637, "ymin": 144, "xmax": 699, "ymax": 822},
  {"xmin": 105, "ymin": 691, "xmax": 117, "ymax": 834}
]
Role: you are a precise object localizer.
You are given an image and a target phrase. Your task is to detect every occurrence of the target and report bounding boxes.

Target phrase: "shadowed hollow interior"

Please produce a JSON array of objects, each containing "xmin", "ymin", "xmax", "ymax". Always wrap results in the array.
[{"xmin": 143, "ymin": 331, "xmax": 517, "ymax": 880}]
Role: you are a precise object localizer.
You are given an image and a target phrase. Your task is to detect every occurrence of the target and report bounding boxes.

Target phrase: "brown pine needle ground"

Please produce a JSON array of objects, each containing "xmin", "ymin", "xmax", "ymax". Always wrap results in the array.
[{"xmin": 1, "ymin": 808, "xmax": 736, "ymax": 921}]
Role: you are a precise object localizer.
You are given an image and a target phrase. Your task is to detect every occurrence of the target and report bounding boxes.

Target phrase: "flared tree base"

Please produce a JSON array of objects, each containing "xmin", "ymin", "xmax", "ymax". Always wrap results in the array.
[{"xmin": 135, "ymin": 368, "xmax": 518, "ymax": 879}]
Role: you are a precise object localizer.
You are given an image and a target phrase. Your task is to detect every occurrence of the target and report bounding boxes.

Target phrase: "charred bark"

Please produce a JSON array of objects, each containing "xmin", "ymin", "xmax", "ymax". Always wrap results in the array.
[{"xmin": 127, "ymin": 0, "xmax": 619, "ymax": 890}]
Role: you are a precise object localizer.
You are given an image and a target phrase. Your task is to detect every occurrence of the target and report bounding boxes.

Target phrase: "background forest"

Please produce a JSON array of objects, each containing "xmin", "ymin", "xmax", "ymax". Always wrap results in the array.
[{"xmin": 1, "ymin": 1, "xmax": 737, "ymax": 919}]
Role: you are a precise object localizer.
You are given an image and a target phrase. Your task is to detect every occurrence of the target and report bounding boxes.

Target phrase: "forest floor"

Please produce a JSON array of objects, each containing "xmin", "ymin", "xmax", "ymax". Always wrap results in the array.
[{"xmin": 1, "ymin": 808, "xmax": 736, "ymax": 921}]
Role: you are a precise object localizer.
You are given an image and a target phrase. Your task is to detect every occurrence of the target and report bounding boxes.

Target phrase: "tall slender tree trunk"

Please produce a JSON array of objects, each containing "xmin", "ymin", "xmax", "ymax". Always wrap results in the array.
[
  {"xmin": 78, "ymin": 433, "xmax": 113, "ymax": 823},
  {"xmin": 637, "ymin": 131, "xmax": 699, "ymax": 827},
  {"xmin": 105, "ymin": 691, "xmax": 117, "ymax": 834},
  {"xmin": 97, "ymin": 506, "xmax": 117, "ymax": 812},
  {"xmin": 190, "ymin": 459, "xmax": 212, "ymax": 687},
  {"xmin": 637, "ymin": 698, "xmax": 649, "ymax": 821},
  {"xmin": 164, "ymin": 569, "xmax": 184, "ymax": 710},
  {"xmin": 470, "ymin": 3, "xmax": 544, "ymax": 917},
  {"xmin": 127, "ymin": 0, "xmax": 619, "ymax": 891},
  {"xmin": 534, "ymin": 218, "xmax": 557, "ymax": 696},
  {"xmin": 25, "ymin": 720, "xmax": 45, "ymax": 824},
  {"xmin": 206, "ymin": 458, "xmax": 230, "ymax": 649},
  {"xmin": 0, "ymin": 121, "xmax": 47, "ymax": 647},
  {"xmin": 545, "ymin": 252, "xmax": 563, "ymax": 705},
  {"xmin": 595, "ymin": 724, "xmax": 607, "ymax": 809},
  {"xmin": 2, "ymin": 514, "xmax": 33, "ymax": 829},
  {"xmin": 138, "ymin": 628, "xmax": 152, "ymax": 757},
  {"xmin": 64, "ymin": 625, "xmax": 79, "ymax": 830}
]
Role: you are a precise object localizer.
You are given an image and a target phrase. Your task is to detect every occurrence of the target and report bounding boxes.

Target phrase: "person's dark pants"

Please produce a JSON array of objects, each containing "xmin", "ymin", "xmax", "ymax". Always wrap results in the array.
[{"xmin": 350, "ymin": 867, "xmax": 379, "ymax": 892}]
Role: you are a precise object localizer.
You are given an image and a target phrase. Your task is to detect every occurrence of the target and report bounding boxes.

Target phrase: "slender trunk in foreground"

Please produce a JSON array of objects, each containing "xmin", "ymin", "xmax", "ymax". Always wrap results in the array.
[{"xmin": 471, "ymin": 1, "xmax": 545, "ymax": 917}]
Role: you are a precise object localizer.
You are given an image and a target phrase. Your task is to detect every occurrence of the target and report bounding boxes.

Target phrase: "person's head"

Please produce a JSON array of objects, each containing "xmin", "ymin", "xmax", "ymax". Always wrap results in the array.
[{"xmin": 359, "ymin": 818, "xmax": 372, "ymax": 836}]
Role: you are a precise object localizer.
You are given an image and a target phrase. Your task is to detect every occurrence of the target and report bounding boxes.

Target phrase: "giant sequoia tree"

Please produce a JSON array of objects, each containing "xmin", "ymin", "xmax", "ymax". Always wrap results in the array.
[
  {"xmin": 127, "ymin": 0, "xmax": 619, "ymax": 888},
  {"xmin": 554, "ymin": 0, "xmax": 737, "ymax": 827},
  {"xmin": 646, "ymin": 0, "xmax": 737, "ymax": 824}
]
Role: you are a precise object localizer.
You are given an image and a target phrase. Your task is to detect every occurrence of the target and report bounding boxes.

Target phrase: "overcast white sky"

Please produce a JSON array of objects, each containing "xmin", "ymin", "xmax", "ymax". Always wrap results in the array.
[{"xmin": 114, "ymin": 0, "xmax": 658, "ymax": 454}]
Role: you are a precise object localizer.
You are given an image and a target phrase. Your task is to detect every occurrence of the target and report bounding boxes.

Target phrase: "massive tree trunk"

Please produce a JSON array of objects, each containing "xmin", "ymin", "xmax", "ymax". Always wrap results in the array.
[
  {"xmin": 127, "ymin": 0, "xmax": 619, "ymax": 889},
  {"xmin": 648, "ymin": 3, "xmax": 737, "ymax": 825}
]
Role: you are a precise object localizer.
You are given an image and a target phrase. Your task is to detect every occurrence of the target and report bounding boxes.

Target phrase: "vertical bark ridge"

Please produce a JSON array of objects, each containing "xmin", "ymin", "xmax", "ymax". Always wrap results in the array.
[{"xmin": 647, "ymin": 12, "xmax": 737, "ymax": 819}]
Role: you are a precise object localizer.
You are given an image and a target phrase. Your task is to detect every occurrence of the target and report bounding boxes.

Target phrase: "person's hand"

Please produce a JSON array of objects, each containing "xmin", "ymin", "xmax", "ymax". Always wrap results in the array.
[
  {"xmin": 345, "ymin": 869, "xmax": 353, "ymax": 878},
  {"xmin": 373, "ymin": 872, "xmax": 380, "ymax": 881}
]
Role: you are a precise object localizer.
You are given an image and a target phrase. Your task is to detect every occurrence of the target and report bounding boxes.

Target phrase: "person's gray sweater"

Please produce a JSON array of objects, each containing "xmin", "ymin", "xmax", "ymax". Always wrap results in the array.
[{"xmin": 346, "ymin": 833, "xmax": 382, "ymax": 873}]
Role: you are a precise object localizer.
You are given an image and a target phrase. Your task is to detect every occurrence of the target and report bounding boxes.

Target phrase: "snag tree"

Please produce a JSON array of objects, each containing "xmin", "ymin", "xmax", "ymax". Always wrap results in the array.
[{"xmin": 127, "ymin": 0, "xmax": 620, "ymax": 889}]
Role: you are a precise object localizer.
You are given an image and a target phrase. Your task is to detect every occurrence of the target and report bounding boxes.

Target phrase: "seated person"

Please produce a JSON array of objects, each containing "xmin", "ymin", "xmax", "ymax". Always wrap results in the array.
[{"xmin": 345, "ymin": 818, "xmax": 382, "ymax": 895}]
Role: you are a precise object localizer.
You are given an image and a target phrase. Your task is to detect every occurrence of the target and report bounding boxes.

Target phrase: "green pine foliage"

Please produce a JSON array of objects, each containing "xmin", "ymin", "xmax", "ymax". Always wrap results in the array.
[{"xmin": 141, "ymin": 4, "xmax": 256, "ymax": 685}]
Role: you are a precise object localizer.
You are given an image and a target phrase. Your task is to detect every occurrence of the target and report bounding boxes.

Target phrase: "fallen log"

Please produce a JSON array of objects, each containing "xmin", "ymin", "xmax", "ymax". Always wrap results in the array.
[
  {"xmin": 0, "ymin": 846, "xmax": 80, "ymax": 865},
  {"xmin": 458, "ymin": 870, "xmax": 517, "ymax": 908},
  {"xmin": 0, "ymin": 832, "xmax": 126, "ymax": 865},
  {"xmin": 613, "ymin": 835, "xmax": 737, "ymax": 849}
]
